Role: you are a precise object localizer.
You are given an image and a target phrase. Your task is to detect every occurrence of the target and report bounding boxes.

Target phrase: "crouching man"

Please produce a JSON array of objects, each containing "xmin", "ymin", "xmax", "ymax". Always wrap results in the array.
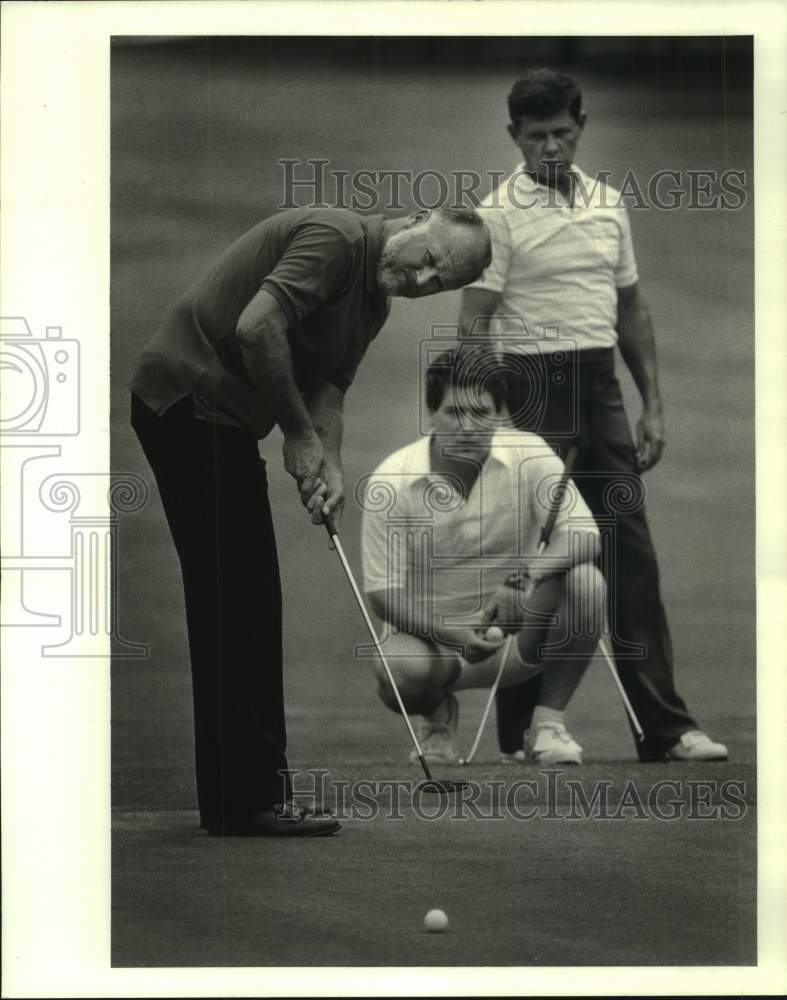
[{"xmin": 360, "ymin": 350, "xmax": 605, "ymax": 765}]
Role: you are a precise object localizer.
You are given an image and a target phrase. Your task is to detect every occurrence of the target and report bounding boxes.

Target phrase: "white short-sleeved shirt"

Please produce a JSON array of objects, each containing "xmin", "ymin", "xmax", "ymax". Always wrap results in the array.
[
  {"xmin": 469, "ymin": 164, "xmax": 638, "ymax": 354},
  {"xmin": 361, "ymin": 430, "xmax": 597, "ymax": 627}
]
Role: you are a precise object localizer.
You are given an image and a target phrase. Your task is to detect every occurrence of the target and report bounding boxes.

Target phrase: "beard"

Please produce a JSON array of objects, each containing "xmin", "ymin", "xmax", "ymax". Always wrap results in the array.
[
  {"xmin": 375, "ymin": 262, "xmax": 402, "ymax": 295},
  {"xmin": 375, "ymin": 230, "xmax": 411, "ymax": 295}
]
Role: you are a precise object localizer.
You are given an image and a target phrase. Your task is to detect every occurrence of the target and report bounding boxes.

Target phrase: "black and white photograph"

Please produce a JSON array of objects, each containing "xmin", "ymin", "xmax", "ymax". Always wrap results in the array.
[{"xmin": 2, "ymin": 2, "xmax": 786, "ymax": 997}]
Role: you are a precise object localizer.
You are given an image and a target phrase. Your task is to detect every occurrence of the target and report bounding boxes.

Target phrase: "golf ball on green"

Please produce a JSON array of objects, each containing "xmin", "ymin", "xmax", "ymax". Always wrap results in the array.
[
  {"xmin": 424, "ymin": 909, "xmax": 448, "ymax": 932},
  {"xmin": 485, "ymin": 625, "xmax": 505, "ymax": 643}
]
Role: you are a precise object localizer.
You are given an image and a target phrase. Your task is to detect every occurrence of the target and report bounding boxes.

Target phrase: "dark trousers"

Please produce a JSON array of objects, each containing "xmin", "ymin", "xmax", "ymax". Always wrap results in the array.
[
  {"xmin": 498, "ymin": 349, "xmax": 698, "ymax": 760},
  {"xmin": 131, "ymin": 394, "xmax": 291, "ymax": 830}
]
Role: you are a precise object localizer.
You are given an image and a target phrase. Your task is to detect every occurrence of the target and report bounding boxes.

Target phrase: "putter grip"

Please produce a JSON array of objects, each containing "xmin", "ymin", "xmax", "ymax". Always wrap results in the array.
[
  {"xmin": 323, "ymin": 511, "xmax": 338, "ymax": 538},
  {"xmin": 538, "ymin": 444, "xmax": 579, "ymax": 547}
]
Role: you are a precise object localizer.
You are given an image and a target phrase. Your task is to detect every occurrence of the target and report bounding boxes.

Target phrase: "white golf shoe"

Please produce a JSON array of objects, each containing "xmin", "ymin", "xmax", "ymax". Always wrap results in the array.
[
  {"xmin": 410, "ymin": 693, "xmax": 460, "ymax": 764},
  {"xmin": 665, "ymin": 730, "xmax": 728, "ymax": 761},
  {"xmin": 525, "ymin": 721, "xmax": 583, "ymax": 765}
]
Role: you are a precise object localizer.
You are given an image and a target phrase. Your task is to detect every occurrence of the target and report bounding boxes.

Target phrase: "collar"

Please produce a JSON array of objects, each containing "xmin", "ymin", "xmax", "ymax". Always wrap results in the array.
[
  {"xmin": 514, "ymin": 162, "xmax": 597, "ymax": 205},
  {"xmin": 364, "ymin": 215, "xmax": 385, "ymax": 292}
]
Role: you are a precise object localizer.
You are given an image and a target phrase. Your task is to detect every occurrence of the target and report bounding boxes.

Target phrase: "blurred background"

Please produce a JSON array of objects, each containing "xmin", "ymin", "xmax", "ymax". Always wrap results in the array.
[{"xmin": 111, "ymin": 35, "xmax": 754, "ymax": 809}]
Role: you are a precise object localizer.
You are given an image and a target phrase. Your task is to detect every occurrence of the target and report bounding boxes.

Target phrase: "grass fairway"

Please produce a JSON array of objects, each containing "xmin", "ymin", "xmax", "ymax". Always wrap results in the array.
[{"xmin": 111, "ymin": 39, "xmax": 755, "ymax": 967}]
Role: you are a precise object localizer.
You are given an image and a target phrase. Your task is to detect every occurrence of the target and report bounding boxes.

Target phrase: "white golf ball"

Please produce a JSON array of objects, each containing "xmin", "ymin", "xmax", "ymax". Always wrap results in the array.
[
  {"xmin": 485, "ymin": 625, "xmax": 505, "ymax": 643},
  {"xmin": 424, "ymin": 908, "xmax": 449, "ymax": 932}
]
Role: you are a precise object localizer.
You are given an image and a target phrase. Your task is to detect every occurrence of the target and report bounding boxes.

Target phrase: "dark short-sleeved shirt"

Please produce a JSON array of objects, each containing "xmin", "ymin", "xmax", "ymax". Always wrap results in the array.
[{"xmin": 129, "ymin": 208, "xmax": 390, "ymax": 438}]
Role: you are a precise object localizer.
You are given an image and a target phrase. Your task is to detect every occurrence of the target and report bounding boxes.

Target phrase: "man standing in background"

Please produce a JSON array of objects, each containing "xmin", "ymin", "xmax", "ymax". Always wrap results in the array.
[{"xmin": 460, "ymin": 68, "xmax": 727, "ymax": 762}]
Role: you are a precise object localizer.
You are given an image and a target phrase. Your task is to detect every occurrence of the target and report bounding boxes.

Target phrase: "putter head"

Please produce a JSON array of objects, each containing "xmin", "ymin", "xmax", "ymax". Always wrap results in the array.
[{"xmin": 415, "ymin": 779, "xmax": 470, "ymax": 796}]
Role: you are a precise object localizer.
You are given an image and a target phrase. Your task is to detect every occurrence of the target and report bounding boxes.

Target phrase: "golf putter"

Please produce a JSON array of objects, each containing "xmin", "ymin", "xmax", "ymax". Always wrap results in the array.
[
  {"xmin": 323, "ymin": 511, "xmax": 468, "ymax": 797},
  {"xmin": 597, "ymin": 635, "xmax": 645, "ymax": 744}
]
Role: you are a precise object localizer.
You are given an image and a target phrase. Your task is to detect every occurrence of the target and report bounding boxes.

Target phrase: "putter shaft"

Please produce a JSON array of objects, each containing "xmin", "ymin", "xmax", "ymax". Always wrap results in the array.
[
  {"xmin": 597, "ymin": 637, "xmax": 646, "ymax": 743},
  {"xmin": 323, "ymin": 513, "xmax": 432, "ymax": 777}
]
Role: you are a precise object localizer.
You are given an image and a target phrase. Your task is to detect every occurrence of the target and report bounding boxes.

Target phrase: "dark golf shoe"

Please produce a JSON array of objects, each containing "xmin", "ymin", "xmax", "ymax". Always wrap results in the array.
[{"xmin": 208, "ymin": 802, "xmax": 341, "ymax": 837}]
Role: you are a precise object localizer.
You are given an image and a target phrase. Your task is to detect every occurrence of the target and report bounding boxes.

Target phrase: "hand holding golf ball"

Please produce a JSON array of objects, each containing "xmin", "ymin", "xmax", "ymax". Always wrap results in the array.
[{"xmin": 484, "ymin": 624, "xmax": 505, "ymax": 643}]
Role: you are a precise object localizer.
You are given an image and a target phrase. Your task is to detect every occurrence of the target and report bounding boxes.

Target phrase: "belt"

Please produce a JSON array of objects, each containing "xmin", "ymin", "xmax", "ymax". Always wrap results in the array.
[{"xmin": 503, "ymin": 346, "xmax": 614, "ymax": 368}]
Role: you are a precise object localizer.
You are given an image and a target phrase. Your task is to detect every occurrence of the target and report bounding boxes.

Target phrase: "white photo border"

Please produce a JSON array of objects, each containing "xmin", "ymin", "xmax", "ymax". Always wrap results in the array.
[{"xmin": 1, "ymin": 1, "xmax": 785, "ymax": 996}]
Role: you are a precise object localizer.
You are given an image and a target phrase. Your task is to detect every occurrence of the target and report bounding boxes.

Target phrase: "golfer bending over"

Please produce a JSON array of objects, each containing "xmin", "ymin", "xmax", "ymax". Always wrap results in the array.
[
  {"xmin": 130, "ymin": 206, "xmax": 491, "ymax": 837},
  {"xmin": 361, "ymin": 350, "xmax": 604, "ymax": 765}
]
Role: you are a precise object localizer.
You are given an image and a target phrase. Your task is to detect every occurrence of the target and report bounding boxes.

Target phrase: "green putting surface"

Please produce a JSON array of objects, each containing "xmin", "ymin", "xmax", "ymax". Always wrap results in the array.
[{"xmin": 112, "ymin": 762, "xmax": 755, "ymax": 967}]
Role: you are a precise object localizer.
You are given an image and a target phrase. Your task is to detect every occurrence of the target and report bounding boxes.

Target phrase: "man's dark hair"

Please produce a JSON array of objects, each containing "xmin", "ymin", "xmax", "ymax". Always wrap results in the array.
[
  {"xmin": 425, "ymin": 349, "xmax": 507, "ymax": 413},
  {"xmin": 507, "ymin": 68, "xmax": 583, "ymax": 123}
]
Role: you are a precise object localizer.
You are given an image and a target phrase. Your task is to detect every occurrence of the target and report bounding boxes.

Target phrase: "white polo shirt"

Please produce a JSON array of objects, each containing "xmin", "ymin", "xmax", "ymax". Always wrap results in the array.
[
  {"xmin": 470, "ymin": 164, "xmax": 638, "ymax": 354},
  {"xmin": 361, "ymin": 429, "xmax": 597, "ymax": 627}
]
